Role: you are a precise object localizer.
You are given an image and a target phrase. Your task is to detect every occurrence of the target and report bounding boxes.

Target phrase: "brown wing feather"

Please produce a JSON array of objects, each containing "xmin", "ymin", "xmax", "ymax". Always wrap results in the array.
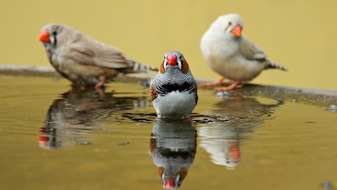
[{"xmin": 68, "ymin": 41, "xmax": 130, "ymax": 69}]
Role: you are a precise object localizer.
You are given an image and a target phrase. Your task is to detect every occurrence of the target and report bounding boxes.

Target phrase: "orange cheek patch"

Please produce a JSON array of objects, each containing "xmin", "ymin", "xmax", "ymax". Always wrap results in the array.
[
  {"xmin": 160, "ymin": 61, "xmax": 165, "ymax": 74},
  {"xmin": 180, "ymin": 167, "xmax": 188, "ymax": 181},
  {"xmin": 181, "ymin": 60, "xmax": 189, "ymax": 74},
  {"xmin": 158, "ymin": 167, "xmax": 164, "ymax": 176}
]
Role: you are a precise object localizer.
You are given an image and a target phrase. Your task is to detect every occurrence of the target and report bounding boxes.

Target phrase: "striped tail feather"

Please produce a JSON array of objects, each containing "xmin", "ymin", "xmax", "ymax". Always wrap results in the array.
[
  {"xmin": 265, "ymin": 61, "xmax": 288, "ymax": 71},
  {"xmin": 126, "ymin": 58, "xmax": 159, "ymax": 73}
]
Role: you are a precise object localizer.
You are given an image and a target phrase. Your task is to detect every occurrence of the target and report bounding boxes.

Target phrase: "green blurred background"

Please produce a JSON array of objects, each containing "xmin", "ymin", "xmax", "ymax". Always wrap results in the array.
[{"xmin": 1, "ymin": 0, "xmax": 336, "ymax": 90}]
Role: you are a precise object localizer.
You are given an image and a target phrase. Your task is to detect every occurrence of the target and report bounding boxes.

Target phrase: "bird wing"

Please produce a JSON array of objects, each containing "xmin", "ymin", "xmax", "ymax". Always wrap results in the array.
[
  {"xmin": 67, "ymin": 35, "xmax": 131, "ymax": 69},
  {"xmin": 239, "ymin": 37, "xmax": 267, "ymax": 61},
  {"xmin": 193, "ymin": 84, "xmax": 198, "ymax": 105}
]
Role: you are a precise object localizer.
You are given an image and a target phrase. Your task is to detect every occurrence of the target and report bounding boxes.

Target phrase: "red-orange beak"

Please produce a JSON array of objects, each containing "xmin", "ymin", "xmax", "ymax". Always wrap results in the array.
[
  {"xmin": 167, "ymin": 54, "xmax": 177, "ymax": 66},
  {"xmin": 38, "ymin": 30, "xmax": 50, "ymax": 42},
  {"xmin": 230, "ymin": 25, "xmax": 242, "ymax": 37}
]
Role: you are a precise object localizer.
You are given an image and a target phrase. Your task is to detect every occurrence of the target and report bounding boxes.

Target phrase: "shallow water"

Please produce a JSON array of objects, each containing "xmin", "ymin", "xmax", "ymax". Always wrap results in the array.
[{"xmin": 0, "ymin": 75, "xmax": 336, "ymax": 190}]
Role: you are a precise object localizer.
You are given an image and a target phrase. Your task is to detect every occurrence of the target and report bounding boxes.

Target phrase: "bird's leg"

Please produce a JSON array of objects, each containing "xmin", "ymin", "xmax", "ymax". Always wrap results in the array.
[
  {"xmin": 200, "ymin": 77, "xmax": 225, "ymax": 87},
  {"xmin": 215, "ymin": 80, "xmax": 241, "ymax": 91},
  {"xmin": 94, "ymin": 77, "xmax": 107, "ymax": 96},
  {"xmin": 95, "ymin": 81, "xmax": 104, "ymax": 89},
  {"xmin": 95, "ymin": 76, "xmax": 106, "ymax": 89}
]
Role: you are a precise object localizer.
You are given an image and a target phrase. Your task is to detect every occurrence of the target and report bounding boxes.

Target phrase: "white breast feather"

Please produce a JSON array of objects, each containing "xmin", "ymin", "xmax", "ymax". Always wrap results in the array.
[{"xmin": 153, "ymin": 91, "xmax": 196, "ymax": 118}]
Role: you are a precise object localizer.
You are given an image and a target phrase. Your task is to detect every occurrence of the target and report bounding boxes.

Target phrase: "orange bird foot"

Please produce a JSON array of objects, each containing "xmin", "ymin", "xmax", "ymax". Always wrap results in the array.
[
  {"xmin": 200, "ymin": 77, "xmax": 226, "ymax": 87},
  {"xmin": 214, "ymin": 80, "xmax": 241, "ymax": 92},
  {"xmin": 95, "ymin": 80, "xmax": 105, "ymax": 89}
]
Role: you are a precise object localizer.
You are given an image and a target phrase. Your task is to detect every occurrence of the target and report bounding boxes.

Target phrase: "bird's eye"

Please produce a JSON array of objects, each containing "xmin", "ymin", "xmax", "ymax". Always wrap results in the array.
[
  {"xmin": 228, "ymin": 22, "xmax": 232, "ymax": 26},
  {"xmin": 179, "ymin": 56, "xmax": 183, "ymax": 60},
  {"xmin": 52, "ymin": 31, "xmax": 57, "ymax": 36}
]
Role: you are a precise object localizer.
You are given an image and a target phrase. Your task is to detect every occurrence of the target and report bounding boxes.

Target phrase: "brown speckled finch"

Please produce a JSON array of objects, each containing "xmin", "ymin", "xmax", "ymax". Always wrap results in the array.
[
  {"xmin": 200, "ymin": 13, "xmax": 287, "ymax": 91},
  {"xmin": 38, "ymin": 23, "xmax": 157, "ymax": 88},
  {"xmin": 150, "ymin": 51, "xmax": 198, "ymax": 119}
]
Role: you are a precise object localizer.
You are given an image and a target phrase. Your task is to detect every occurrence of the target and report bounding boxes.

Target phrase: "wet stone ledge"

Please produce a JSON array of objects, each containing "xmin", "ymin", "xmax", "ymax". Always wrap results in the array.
[
  {"xmin": 1, "ymin": 65, "xmax": 337, "ymax": 106},
  {"xmin": 0, "ymin": 65, "xmax": 59, "ymax": 77},
  {"xmin": 231, "ymin": 84, "xmax": 337, "ymax": 107}
]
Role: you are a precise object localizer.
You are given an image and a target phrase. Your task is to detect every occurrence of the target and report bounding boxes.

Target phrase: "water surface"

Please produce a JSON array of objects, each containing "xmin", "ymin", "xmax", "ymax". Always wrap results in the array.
[{"xmin": 0, "ymin": 75, "xmax": 336, "ymax": 190}]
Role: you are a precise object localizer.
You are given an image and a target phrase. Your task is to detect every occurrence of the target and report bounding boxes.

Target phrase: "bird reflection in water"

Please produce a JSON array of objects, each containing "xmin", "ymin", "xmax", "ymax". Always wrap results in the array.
[
  {"xmin": 150, "ymin": 119, "xmax": 197, "ymax": 189},
  {"xmin": 38, "ymin": 87, "xmax": 148, "ymax": 150},
  {"xmin": 199, "ymin": 94, "xmax": 282, "ymax": 169}
]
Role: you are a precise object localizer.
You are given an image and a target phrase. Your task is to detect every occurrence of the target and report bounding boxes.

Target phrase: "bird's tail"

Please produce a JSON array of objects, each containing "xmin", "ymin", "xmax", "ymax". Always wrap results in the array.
[
  {"xmin": 126, "ymin": 58, "xmax": 159, "ymax": 73},
  {"xmin": 265, "ymin": 61, "xmax": 288, "ymax": 71}
]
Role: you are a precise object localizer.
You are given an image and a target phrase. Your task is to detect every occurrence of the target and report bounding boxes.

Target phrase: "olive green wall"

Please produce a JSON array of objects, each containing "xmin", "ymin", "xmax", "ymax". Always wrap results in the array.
[{"xmin": 1, "ymin": 0, "xmax": 336, "ymax": 90}]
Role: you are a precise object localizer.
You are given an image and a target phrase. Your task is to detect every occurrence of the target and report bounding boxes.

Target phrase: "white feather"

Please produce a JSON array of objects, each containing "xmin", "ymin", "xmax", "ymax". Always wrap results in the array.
[{"xmin": 153, "ymin": 91, "xmax": 196, "ymax": 119}]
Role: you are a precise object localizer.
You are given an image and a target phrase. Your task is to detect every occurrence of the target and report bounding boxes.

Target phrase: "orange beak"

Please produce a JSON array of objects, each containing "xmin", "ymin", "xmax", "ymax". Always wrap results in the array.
[
  {"xmin": 167, "ymin": 54, "xmax": 177, "ymax": 66},
  {"xmin": 38, "ymin": 30, "xmax": 50, "ymax": 42},
  {"xmin": 230, "ymin": 25, "xmax": 242, "ymax": 37}
]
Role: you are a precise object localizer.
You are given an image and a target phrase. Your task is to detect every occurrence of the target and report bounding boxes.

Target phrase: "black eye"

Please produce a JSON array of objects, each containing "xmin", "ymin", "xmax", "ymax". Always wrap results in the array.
[
  {"xmin": 179, "ymin": 56, "xmax": 183, "ymax": 60},
  {"xmin": 52, "ymin": 31, "xmax": 57, "ymax": 36},
  {"xmin": 228, "ymin": 22, "xmax": 232, "ymax": 26}
]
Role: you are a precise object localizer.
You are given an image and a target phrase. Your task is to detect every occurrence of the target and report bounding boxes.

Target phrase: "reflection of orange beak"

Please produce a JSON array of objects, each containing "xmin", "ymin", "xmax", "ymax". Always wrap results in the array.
[
  {"xmin": 230, "ymin": 25, "xmax": 242, "ymax": 37},
  {"xmin": 39, "ymin": 30, "xmax": 50, "ymax": 42},
  {"xmin": 230, "ymin": 146, "xmax": 241, "ymax": 163},
  {"xmin": 38, "ymin": 135, "xmax": 49, "ymax": 147},
  {"xmin": 164, "ymin": 179, "xmax": 175, "ymax": 189}
]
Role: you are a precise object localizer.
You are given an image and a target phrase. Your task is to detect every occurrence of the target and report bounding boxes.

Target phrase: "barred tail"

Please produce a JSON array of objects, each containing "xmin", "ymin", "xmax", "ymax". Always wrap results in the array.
[
  {"xmin": 126, "ymin": 58, "xmax": 159, "ymax": 73},
  {"xmin": 265, "ymin": 61, "xmax": 288, "ymax": 71}
]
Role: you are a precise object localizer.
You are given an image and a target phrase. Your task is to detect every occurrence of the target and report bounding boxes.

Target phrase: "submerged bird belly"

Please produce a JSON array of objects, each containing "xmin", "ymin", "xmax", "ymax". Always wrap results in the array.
[{"xmin": 153, "ymin": 91, "xmax": 196, "ymax": 118}]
